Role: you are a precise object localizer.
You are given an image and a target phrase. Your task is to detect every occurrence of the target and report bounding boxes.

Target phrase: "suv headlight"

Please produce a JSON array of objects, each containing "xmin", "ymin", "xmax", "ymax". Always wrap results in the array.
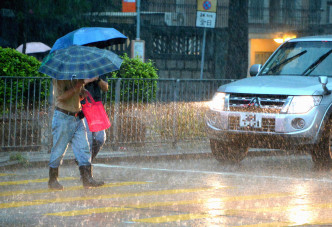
[
  {"xmin": 209, "ymin": 92, "xmax": 227, "ymax": 111},
  {"xmin": 285, "ymin": 96, "xmax": 322, "ymax": 114}
]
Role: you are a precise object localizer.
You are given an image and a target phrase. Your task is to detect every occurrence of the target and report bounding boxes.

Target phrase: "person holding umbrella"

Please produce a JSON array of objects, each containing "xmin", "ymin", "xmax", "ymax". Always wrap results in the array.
[
  {"xmin": 50, "ymin": 27, "xmax": 127, "ymax": 163},
  {"xmin": 82, "ymin": 73, "xmax": 109, "ymax": 163},
  {"xmin": 39, "ymin": 45, "xmax": 123, "ymax": 190},
  {"xmin": 47, "ymin": 77, "xmax": 104, "ymax": 190}
]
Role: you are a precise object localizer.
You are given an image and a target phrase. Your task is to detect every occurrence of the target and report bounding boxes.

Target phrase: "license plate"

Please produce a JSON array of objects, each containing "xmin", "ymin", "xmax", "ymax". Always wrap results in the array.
[{"xmin": 240, "ymin": 113, "xmax": 262, "ymax": 128}]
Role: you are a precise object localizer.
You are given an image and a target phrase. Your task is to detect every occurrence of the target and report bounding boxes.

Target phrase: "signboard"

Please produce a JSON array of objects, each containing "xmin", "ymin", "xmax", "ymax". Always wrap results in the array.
[
  {"xmin": 196, "ymin": 11, "xmax": 216, "ymax": 28},
  {"xmin": 196, "ymin": 0, "xmax": 217, "ymax": 28},
  {"xmin": 197, "ymin": 0, "xmax": 217, "ymax": 12},
  {"xmin": 131, "ymin": 40, "xmax": 145, "ymax": 62},
  {"xmin": 122, "ymin": 0, "xmax": 136, "ymax": 12},
  {"xmin": 196, "ymin": 0, "xmax": 217, "ymax": 79}
]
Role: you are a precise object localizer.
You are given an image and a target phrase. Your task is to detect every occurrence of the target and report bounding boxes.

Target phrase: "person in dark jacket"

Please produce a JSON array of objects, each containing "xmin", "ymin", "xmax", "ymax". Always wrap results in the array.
[{"xmin": 82, "ymin": 74, "xmax": 109, "ymax": 162}]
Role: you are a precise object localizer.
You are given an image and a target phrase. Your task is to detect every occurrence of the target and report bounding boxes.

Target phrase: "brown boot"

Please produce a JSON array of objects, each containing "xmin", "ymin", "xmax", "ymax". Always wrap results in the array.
[
  {"xmin": 79, "ymin": 165, "xmax": 104, "ymax": 188},
  {"xmin": 48, "ymin": 167, "xmax": 64, "ymax": 190}
]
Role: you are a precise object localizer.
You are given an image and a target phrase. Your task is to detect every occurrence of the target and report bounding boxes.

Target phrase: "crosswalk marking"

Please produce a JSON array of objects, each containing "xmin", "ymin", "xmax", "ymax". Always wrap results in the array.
[
  {"xmin": 2, "ymin": 169, "xmax": 331, "ymax": 225},
  {"xmin": 235, "ymin": 219, "xmax": 332, "ymax": 227},
  {"xmin": 0, "ymin": 187, "xmax": 220, "ymax": 209},
  {"xmin": 46, "ymin": 207, "xmax": 133, "ymax": 216},
  {"xmin": 133, "ymin": 213, "xmax": 210, "ymax": 223},
  {"xmin": 127, "ymin": 192, "xmax": 291, "ymax": 209},
  {"xmin": 0, "ymin": 177, "xmax": 76, "ymax": 186},
  {"xmin": 45, "ymin": 192, "xmax": 289, "ymax": 217},
  {"xmin": 132, "ymin": 201, "xmax": 332, "ymax": 225},
  {"xmin": 0, "ymin": 181, "xmax": 148, "ymax": 197},
  {"xmin": 225, "ymin": 202, "xmax": 332, "ymax": 214},
  {"xmin": 0, "ymin": 173, "xmax": 15, "ymax": 177},
  {"xmin": 233, "ymin": 222, "xmax": 291, "ymax": 227}
]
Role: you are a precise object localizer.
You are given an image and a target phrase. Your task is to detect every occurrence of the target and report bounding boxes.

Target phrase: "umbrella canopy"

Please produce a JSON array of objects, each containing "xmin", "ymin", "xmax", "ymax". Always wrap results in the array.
[
  {"xmin": 50, "ymin": 27, "xmax": 127, "ymax": 53},
  {"xmin": 16, "ymin": 42, "xmax": 51, "ymax": 54},
  {"xmin": 39, "ymin": 45, "xmax": 123, "ymax": 80}
]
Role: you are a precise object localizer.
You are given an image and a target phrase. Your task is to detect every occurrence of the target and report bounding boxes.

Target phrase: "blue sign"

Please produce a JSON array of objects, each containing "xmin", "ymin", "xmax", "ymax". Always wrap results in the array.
[{"xmin": 203, "ymin": 1, "xmax": 212, "ymax": 10}]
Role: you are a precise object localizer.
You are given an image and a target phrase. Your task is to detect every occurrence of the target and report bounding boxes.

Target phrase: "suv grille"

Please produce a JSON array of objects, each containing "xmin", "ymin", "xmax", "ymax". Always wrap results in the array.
[{"xmin": 228, "ymin": 93, "xmax": 288, "ymax": 113}]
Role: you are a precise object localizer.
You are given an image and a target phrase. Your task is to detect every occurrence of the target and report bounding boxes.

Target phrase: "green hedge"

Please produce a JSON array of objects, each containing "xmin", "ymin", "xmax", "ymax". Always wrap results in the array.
[
  {"xmin": 111, "ymin": 54, "xmax": 158, "ymax": 102},
  {"xmin": 0, "ymin": 49, "xmax": 159, "ymax": 108},
  {"xmin": 0, "ymin": 47, "xmax": 50, "ymax": 106}
]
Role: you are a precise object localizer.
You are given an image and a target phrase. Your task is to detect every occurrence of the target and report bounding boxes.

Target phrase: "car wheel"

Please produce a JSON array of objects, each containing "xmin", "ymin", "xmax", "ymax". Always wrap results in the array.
[
  {"xmin": 311, "ymin": 118, "xmax": 332, "ymax": 168},
  {"xmin": 210, "ymin": 139, "xmax": 248, "ymax": 163}
]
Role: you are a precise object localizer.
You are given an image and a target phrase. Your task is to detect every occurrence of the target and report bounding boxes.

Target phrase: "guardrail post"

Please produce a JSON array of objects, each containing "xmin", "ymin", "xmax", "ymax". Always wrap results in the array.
[
  {"xmin": 112, "ymin": 78, "xmax": 121, "ymax": 151},
  {"xmin": 45, "ymin": 80, "xmax": 54, "ymax": 153},
  {"xmin": 172, "ymin": 79, "xmax": 180, "ymax": 149}
]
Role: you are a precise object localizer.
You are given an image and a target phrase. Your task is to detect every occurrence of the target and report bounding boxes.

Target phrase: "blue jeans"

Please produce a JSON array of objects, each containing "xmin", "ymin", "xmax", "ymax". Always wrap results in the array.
[
  {"xmin": 49, "ymin": 110, "xmax": 91, "ymax": 168},
  {"xmin": 84, "ymin": 118, "xmax": 106, "ymax": 160}
]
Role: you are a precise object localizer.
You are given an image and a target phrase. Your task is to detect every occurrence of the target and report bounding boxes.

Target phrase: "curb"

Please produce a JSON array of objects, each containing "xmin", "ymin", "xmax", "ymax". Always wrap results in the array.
[
  {"xmin": 0, "ymin": 147, "xmax": 306, "ymax": 170},
  {"xmin": 0, "ymin": 151, "xmax": 213, "ymax": 170}
]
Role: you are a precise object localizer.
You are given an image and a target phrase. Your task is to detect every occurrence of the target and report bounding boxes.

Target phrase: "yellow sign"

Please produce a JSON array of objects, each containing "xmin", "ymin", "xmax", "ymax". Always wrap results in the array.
[{"xmin": 197, "ymin": 0, "xmax": 217, "ymax": 12}]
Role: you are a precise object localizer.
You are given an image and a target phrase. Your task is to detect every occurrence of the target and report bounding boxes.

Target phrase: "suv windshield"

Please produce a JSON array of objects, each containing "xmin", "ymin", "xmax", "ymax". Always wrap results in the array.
[{"xmin": 260, "ymin": 41, "xmax": 332, "ymax": 76}]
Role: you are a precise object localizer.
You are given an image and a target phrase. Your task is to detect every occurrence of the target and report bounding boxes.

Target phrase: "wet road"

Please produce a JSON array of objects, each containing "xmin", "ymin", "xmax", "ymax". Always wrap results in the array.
[{"xmin": 1, "ymin": 153, "xmax": 332, "ymax": 226}]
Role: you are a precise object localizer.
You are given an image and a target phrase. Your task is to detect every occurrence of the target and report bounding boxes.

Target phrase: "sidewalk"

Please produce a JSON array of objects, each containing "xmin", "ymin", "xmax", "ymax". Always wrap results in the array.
[{"xmin": 0, "ymin": 142, "xmax": 212, "ymax": 169}]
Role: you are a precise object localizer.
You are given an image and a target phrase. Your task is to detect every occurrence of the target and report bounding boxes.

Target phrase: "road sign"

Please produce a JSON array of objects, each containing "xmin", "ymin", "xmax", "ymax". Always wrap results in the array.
[
  {"xmin": 197, "ymin": 0, "xmax": 217, "ymax": 12},
  {"xmin": 196, "ymin": 0, "xmax": 217, "ymax": 79},
  {"xmin": 196, "ymin": 11, "xmax": 216, "ymax": 28},
  {"xmin": 131, "ymin": 40, "xmax": 145, "ymax": 62},
  {"xmin": 122, "ymin": 0, "xmax": 136, "ymax": 12}
]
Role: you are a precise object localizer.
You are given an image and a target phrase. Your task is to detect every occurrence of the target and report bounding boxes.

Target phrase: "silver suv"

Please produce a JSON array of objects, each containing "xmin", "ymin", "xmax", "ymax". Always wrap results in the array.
[{"xmin": 206, "ymin": 35, "xmax": 332, "ymax": 167}]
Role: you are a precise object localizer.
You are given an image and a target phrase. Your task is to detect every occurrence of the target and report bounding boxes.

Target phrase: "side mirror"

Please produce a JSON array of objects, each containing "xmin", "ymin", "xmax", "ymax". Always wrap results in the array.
[
  {"xmin": 249, "ymin": 64, "xmax": 262, "ymax": 77},
  {"xmin": 319, "ymin": 76, "xmax": 331, "ymax": 95}
]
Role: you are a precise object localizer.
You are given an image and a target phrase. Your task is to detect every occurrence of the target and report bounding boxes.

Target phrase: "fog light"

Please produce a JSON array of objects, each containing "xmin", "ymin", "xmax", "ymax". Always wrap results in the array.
[{"xmin": 291, "ymin": 118, "xmax": 305, "ymax": 129}]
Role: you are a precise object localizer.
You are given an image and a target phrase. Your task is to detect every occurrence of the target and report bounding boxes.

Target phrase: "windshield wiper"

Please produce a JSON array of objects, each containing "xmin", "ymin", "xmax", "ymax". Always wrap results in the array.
[
  {"xmin": 264, "ymin": 50, "xmax": 307, "ymax": 75},
  {"xmin": 302, "ymin": 49, "xmax": 332, "ymax": 76}
]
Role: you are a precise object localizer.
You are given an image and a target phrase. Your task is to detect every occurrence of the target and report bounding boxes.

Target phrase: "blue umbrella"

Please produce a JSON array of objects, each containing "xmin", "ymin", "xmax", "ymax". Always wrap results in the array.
[
  {"xmin": 39, "ymin": 45, "xmax": 123, "ymax": 80},
  {"xmin": 50, "ymin": 27, "xmax": 127, "ymax": 53}
]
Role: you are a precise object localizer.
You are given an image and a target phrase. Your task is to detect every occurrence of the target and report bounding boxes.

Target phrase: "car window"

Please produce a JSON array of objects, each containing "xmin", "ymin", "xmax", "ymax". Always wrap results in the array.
[{"xmin": 260, "ymin": 41, "xmax": 332, "ymax": 76}]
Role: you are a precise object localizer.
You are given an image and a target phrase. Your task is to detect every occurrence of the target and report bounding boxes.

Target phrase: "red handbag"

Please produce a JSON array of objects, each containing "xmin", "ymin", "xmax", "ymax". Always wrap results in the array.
[{"xmin": 82, "ymin": 91, "xmax": 111, "ymax": 132}]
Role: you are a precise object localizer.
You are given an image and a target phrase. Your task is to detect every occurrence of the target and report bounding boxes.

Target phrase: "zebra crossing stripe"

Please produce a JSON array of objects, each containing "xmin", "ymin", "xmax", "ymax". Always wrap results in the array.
[
  {"xmin": 46, "ymin": 207, "xmax": 133, "ymax": 216},
  {"xmin": 0, "ymin": 173, "xmax": 15, "ymax": 177},
  {"xmin": 0, "ymin": 181, "xmax": 148, "ymax": 197},
  {"xmin": 45, "ymin": 192, "xmax": 288, "ymax": 217},
  {"xmin": 132, "ymin": 201, "xmax": 332, "ymax": 225},
  {"xmin": 0, "ymin": 177, "xmax": 76, "ymax": 186},
  {"xmin": 0, "ymin": 187, "xmax": 219, "ymax": 209},
  {"xmin": 133, "ymin": 213, "xmax": 210, "ymax": 223}
]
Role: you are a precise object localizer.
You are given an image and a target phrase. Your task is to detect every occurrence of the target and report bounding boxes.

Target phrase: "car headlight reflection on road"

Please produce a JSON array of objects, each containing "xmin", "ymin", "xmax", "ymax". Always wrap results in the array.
[
  {"xmin": 286, "ymin": 96, "xmax": 322, "ymax": 114},
  {"xmin": 209, "ymin": 92, "xmax": 227, "ymax": 111}
]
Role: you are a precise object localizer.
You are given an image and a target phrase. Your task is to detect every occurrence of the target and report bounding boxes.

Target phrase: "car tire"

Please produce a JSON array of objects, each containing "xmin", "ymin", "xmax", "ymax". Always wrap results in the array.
[
  {"xmin": 311, "ymin": 118, "xmax": 332, "ymax": 168},
  {"xmin": 210, "ymin": 139, "xmax": 248, "ymax": 163}
]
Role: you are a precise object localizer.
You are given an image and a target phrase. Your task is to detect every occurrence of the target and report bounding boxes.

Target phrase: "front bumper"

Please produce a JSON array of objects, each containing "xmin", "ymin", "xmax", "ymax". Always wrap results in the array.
[{"xmin": 205, "ymin": 107, "xmax": 325, "ymax": 148}]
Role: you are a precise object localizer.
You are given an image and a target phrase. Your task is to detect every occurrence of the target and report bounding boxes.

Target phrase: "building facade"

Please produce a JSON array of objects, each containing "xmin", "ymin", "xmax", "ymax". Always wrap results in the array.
[
  {"xmin": 107, "ymin": 0, "xmax": 330, "ymax": 78},
  {"xmin": 1, "ymin": 0, "xmax": 330, "ymax": 79}
]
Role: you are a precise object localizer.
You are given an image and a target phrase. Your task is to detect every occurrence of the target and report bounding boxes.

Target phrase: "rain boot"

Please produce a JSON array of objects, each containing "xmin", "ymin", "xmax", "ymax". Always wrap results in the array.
[
  {"xmin": 48, "ymin": 167, "xmax": 64, "ymax": 190},
  {"xmin": 79, "ymin": 165, "xmax": 104, "ymax": 188}
]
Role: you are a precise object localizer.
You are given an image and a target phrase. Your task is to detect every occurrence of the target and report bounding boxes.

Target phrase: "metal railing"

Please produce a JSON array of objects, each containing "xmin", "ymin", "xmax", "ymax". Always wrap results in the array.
[{"xmin": 0, "ymin": 77, "xmax": 233, "ymax": 151}]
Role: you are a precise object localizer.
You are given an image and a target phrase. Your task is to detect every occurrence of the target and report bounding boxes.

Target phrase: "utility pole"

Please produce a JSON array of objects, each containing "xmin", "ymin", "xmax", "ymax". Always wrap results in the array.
[
  {"xmin": 200, "ymin": 28, "xmax": 207, "ymax": 79},
  {"xmin": 136, "ymin": 0, "xmax": 140, "ymax": 40},
  {"xmin": 132, "ymin": 0, "xmax": 145, "ymax": 61}
]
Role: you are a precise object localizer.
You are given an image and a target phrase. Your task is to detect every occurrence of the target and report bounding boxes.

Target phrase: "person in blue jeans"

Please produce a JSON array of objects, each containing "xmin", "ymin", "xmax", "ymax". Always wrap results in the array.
[
  {"xmin": 48, "ymin": 78, "xmax": 104, "ymax": 190},
  {"xmin": 82, "ymin": 74, "xmax": 109, "ymax": 162}
]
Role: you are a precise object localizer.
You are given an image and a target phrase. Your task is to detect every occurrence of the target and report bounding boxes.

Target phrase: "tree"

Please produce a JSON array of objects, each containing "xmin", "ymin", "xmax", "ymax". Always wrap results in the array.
[{"xmin": 0, "ymin": 0, "xmax": 122, "ymax": 49}]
